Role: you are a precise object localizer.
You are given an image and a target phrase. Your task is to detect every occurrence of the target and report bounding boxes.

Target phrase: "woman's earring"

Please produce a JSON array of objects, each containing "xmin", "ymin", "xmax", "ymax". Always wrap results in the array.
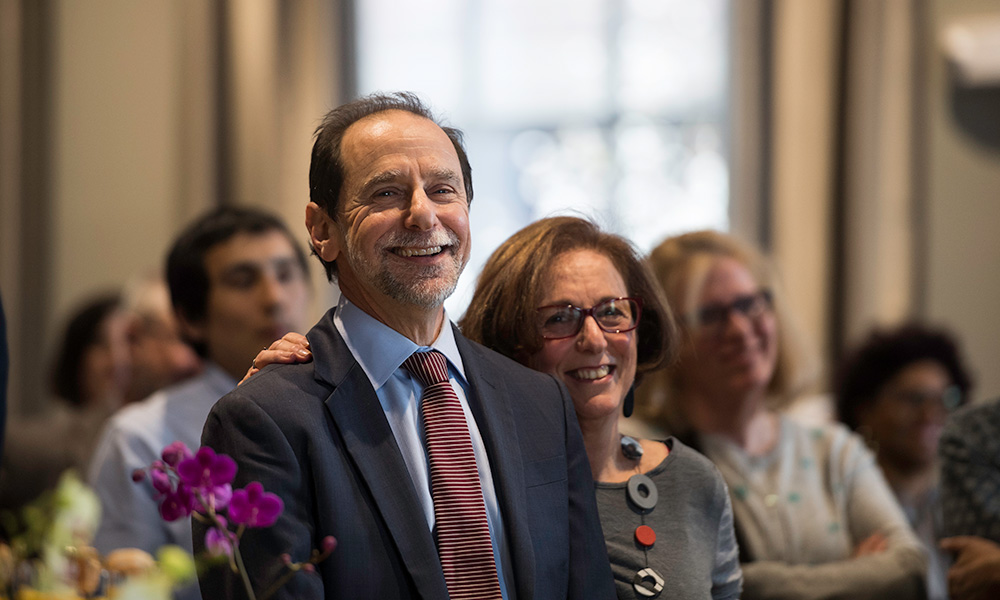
[{"xmin": 623, "ymin": 385, "xmax": 635, "ymax": 418}]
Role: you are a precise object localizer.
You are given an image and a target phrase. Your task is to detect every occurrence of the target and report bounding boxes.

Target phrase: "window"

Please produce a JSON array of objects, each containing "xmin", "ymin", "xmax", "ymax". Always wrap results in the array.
[{"xmin": 355, "ymin": 0, "xmax": 731, "ymax": 313}]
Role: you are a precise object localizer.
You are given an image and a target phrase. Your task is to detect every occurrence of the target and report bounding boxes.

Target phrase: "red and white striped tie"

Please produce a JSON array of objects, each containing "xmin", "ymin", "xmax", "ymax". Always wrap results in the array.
[{"xmin": 403, "ymin": 350, "xmax": 503, "ymax": 599}]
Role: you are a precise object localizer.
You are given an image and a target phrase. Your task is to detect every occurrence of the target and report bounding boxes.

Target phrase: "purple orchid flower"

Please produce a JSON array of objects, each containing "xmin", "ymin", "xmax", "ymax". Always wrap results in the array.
[
  {"xmin": 150, "ymin": 468, "xmax": 173, "ymax": 495},
  {"xmin": 159, "ymin": 485, "xmax": 195, "ymax": 521},
  {"xmin": 162, "ymin": 440, "xmax": 193, "ymax": 467},
  {"xmin": 197, "ymin": 482, "xmax": 234, "ymax": 514},
  {"xmin": 204, "ymin": 515, "xmax": 237, "ymax": 557},
  {"xmin": 178, "ymin": 446, "xmax": 237, "ymax": 512},
  {"xmin": 228, "ymin": 482, "xmax": 284, "ymax": 528},
  {"xmin": 138, "ymin": 442, "xmax": 339, "ymax": 600}
]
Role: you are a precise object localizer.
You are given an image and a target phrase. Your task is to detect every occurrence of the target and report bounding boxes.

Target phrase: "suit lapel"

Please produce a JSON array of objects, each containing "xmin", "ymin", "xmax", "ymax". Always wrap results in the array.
[
  {"xmin": 308, "ymin": 314, "xmax": 448, "ymax": 599},
  {"xmin": 455, "ymin": 330, "xmax": 536, "ymax": 599}
]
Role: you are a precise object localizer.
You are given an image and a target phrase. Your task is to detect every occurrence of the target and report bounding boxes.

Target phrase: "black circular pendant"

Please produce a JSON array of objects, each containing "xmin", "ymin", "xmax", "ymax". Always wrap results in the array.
[
  {"xmin": 633, "ymin": 567, "xmax": 664, "ymax": 598},
  {"xmin": 626, "ymin": 473, "xmax": 658, "ymax": 512}
]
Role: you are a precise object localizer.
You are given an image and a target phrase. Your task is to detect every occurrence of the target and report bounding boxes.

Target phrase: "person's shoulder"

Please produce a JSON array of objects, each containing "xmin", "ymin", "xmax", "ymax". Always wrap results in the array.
[
  {"xmin": 104, "ymin": 388, "xmax": 172, "ymax": 437},
  {"xmin": 947, "ymin": 398, "xmax": 1000, "ymax": 434},
  {"xmin": 781, "ymin": 414, "xmax": 857, "ymax": 447},
  {"xmin": 213, "ymin": 360, "xmax": 330, "ymax": 425},
  {"xmin": 239, "ymin": 359, "xmax": 325, "ymax": 395},
  {"xmin": 665, "ymin": 437, "xmax": 730, "ymax": 494},
  {"xmin": 90, "ymin": 390, "xmax": 171, "ymax": 474},
  {"xmin": 118, "ymin": 370, "xmax": 222, "ymax": 419},
  {"xmin": 779, "ymin": 414, "xmax": 876, "ymax": 480},
  {"xmin": 941, "ymin": 399, "xmax": 1000, "ymax": 463},
  {"xmin": 656, "ymin": 439, "xmax": 734, "ymax": 521},
  {"xmin": 667, "ymin": 436, "xmax": 715, "ymax": 470}
]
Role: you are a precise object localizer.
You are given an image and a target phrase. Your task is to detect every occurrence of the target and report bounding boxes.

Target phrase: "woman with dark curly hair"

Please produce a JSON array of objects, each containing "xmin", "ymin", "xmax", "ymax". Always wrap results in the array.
[{"xmin": 836, "ymin": 323, "xmax": 973, "ymax": 600}]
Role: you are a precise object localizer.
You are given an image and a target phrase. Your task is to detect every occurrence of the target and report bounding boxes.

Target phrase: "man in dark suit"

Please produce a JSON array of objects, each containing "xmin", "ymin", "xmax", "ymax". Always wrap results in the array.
[{"xmin": 196, "ymin": 92, "xmax": 614, "ymax": 599}]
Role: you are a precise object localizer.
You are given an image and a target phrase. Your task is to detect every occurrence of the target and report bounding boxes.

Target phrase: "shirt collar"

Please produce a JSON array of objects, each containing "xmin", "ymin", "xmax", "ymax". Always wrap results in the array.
[{"xmin": 334, "ymin": 295, "xmax": 467, "ymax": 390}]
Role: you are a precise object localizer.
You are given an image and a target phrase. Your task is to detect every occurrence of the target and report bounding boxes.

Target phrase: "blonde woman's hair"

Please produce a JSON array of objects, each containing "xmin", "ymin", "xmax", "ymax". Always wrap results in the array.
[{"xmin": 636, "ymin": 230, "xmax": 817, "ymax": 431}]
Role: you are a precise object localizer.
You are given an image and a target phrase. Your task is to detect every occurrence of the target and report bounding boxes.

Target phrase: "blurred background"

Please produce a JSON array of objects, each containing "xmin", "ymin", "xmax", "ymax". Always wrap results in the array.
[{"xmin": 1, "ymin": 0, "xmax": 999, "ymax": 418}]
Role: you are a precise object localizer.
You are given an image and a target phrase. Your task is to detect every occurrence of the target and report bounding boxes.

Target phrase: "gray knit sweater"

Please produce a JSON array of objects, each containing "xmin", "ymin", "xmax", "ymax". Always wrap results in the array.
[{"xmin": 595, "ymin": 438, "xmax": 743, "ymax": 599}]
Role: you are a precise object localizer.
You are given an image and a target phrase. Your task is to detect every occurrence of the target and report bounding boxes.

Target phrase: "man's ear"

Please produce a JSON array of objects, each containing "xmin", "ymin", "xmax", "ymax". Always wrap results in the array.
[{"xmin": 306, "ymin": 202, "xmax": 342, "ymax": 263}]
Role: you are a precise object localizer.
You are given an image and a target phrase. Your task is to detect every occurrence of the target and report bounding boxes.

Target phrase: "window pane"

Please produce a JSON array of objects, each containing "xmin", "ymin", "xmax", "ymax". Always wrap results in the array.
[{"xmin": 355, "ymin": 0, "xmax": 731, "ymax": 314}]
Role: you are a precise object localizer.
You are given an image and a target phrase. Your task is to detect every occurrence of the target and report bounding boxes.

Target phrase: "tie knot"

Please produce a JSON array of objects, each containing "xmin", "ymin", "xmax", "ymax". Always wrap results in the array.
[{"xmin": 403, "ymin": 350, "xmax": 450, "ymax": 387}]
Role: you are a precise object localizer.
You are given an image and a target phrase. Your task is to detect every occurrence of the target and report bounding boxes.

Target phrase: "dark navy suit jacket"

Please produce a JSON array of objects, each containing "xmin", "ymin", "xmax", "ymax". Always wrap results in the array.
[{"xmin": 196, "ymin": 309, "xmax": 615, "ymax": 599}]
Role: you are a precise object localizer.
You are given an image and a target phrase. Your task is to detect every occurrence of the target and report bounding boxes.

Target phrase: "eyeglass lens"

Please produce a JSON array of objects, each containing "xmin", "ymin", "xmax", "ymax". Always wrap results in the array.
[
  {"xmin": 538, "ymin": 297, "xmax": 640, "ymax": 339},
  {"xmin": 695, "ymin": 290, "xmax": 772, "ymax": 330},
  {"xmin": 891, "ymin": 384, "xmax": 963, "ymax": 413}
]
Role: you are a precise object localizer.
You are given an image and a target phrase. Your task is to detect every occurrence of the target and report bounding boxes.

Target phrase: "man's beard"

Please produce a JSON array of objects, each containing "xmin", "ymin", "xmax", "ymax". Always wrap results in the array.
[{"xmin": 345, "ymin": 229, "xmax": 466, "ymax": 309}]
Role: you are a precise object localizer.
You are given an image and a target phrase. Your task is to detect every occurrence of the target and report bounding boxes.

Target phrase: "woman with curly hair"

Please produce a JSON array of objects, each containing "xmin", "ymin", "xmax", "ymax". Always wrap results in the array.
[{"xmin": 836, "ymin": 323, "xmax": 972, "ymax": 600}]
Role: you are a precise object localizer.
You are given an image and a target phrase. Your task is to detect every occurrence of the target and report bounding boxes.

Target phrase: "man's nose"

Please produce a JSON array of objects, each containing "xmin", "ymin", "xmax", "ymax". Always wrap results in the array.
[
  {"xmin": 404, "ymin": 189, "xmax": 438, "ymax": 230},
  {"xmin": 259, "ymin": 274, "xmax": 285, "ymax": 310}
]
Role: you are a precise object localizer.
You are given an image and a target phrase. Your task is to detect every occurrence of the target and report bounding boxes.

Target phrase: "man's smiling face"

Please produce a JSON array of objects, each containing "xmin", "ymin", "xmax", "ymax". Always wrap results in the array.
[{"xmin": 330, "ymin": 109, "xmax": 471, "ymax": 313}]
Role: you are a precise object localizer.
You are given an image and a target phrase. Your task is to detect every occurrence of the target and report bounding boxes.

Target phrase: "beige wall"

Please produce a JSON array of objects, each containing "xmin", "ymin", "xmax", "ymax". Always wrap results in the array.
[
  {"xmin": 924, "ymin": 0, "xmax": 1000, "ymax": 402},
  {"xmin": 766, "ymin": 0, "xmax": 1000, "ymax": 403},
  {"xmin": 1, "ymin": 0, "xmax": 338, "ymax": 413},
  {"xmin": 51, "ymin": 0, "xmax": 185, "ymax": 324},
  {"xmin": 769, "ymin": 0, "xmax": 840, "ymax": 388}
]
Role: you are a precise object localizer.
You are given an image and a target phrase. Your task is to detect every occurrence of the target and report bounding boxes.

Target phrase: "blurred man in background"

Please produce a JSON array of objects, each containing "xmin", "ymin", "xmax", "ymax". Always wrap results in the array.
[{"xmin": 88, "ymin": 206, "xmax": 311, "ymax": 582}]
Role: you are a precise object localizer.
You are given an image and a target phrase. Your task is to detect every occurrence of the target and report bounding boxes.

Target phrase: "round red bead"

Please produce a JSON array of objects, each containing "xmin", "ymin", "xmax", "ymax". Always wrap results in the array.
[{"xmin": 635, "ymin": 524, "xmax": 656, "ymax": 548}]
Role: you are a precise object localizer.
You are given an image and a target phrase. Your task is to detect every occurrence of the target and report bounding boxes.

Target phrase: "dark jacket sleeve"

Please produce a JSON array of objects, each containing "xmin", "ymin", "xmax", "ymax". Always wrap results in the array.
[
  {"xmin": 559, "ymin": 380, "xmax": 617, "ymax": 600},
  {"xmin": 195, "ymin": 392, "xmax": 325, "ymax": 600}
]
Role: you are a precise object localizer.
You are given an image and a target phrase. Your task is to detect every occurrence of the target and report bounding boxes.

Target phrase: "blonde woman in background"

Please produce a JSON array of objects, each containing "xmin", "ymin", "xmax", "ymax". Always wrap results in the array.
[{"xmin": 636, "ymin": 230, "xmax": 926, "ymax": 600}]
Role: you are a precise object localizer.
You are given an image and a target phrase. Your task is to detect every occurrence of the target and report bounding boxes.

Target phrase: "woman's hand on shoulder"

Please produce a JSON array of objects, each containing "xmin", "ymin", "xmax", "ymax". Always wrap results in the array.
[{"xmin": 239, "ymin": 332, "xmax": 312, "ymax": 385}]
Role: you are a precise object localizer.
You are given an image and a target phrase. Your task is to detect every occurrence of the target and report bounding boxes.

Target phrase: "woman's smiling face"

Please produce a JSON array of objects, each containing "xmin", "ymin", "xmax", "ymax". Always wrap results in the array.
[
  {"xmin": 530, "ymin": 249, "xmax": 638, "ymax": 424},
  {"xmin": 679, "ymin": 256, "xmax": 778, "ymax": 399}
]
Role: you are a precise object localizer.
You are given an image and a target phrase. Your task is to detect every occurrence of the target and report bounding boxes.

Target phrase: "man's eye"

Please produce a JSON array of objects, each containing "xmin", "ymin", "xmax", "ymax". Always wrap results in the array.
[
  {"xmin": 276, "ymin": 263, "xmax": 301, "ymax": 284},
  {"xmin": 223, "ymin": 273, "xmax": 256, "ymax": 289}
]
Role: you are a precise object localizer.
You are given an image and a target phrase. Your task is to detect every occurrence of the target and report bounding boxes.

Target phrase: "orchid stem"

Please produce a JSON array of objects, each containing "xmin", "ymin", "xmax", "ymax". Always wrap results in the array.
[
  {"xmin": 258, "ymin": 566, "xmax": 299, "ymax": 600},
  {"xmin": 232, "ymin": 544, "xmax": 257, "ymax": 600}
]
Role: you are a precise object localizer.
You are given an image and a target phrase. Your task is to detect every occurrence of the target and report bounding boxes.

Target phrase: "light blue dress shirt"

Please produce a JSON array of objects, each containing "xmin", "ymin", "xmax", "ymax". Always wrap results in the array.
[
  {"xmin": 88, "ymin": 362, "xmax": 237, "ymax": 600},
  {"xmin": 334, "ymin": 296, "xmax": 513, "ymax": 598}
]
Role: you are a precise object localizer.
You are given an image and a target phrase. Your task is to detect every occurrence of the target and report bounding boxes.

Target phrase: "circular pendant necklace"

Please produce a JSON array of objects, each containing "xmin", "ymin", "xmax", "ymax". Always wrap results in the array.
[{"xmin": 622, "ymin": 436, "xmax": 665, "ymax": 598}]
